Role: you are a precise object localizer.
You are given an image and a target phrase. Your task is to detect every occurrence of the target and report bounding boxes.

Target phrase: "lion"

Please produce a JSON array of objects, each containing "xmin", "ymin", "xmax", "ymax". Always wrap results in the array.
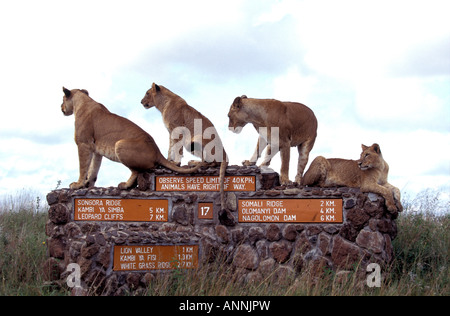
[
  {"xmin": 61, "ymin": 87, "xmax": 203, "ymax": 190},
  {"xmin": 141, "ymin": 83, "xmax": 233, "ymax": 225},
  {"xmin": 228, "ymin": 95, "xmax": 317, "ymax": 185},
  {"xmin": 302, "ymin": 143, "xmax": 402, "ymax": 212}
]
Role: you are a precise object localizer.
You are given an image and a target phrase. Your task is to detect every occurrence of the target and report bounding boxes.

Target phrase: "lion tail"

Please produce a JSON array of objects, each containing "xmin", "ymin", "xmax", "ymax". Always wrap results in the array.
[
  {"xmin": 218, "ymin": 152, "xmax": 236, "ymax": 226},
  {"xmin": 158, "ymin": 156, "xmax": 204, "ymax": 174},
  {"xmin": 219, "ymin": 159, "xmax": 228, "ymax": 209}
]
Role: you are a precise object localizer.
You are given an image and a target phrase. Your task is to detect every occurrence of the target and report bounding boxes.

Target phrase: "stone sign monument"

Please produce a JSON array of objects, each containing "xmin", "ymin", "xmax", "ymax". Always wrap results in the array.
[{"xmin": 44, "ymin": 165, "xmax": 399, "ymax": 295}]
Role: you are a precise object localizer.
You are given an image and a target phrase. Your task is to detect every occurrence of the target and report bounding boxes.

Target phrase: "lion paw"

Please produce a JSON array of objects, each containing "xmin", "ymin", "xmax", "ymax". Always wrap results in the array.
[
  {"xmin": 242, "ymin": 160, "xmax": 256, "ymax": 166},
  {"xmin": 280, "ymin": 176, "xmax": 292, "ymax": 186},
  {"xmin": 70, "ymin": 182, "xmax": 85, "ymax": 190},
  {"xmin": 386, "ymin": 201, "xmax": 400, "ymax": 213},
  {"xmin": 118, "ymin": 182, "xmax": 130, "ymax": 190}
]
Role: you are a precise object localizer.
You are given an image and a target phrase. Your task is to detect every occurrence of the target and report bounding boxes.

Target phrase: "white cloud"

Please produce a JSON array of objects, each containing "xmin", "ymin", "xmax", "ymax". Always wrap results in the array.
[
  {"xmin": 354, "ymin": 76, "xmax": 450, "ymax": 131},
  {"xmin": 0, "ymin": 0, "xmax": 448, "ymax": 201},
  {"xmin": 291, "ymin": 0, "xmax": 450, "ymax": 80},
  {"xmin": 272, "ymin": 66, "xmax": 319, "ymax": 102}
]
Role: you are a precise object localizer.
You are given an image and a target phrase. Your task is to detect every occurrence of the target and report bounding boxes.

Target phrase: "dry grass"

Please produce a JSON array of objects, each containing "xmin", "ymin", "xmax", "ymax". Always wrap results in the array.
[{"xmin": 0, "ymin": 188, "xmax": 448, "ymax": 296}]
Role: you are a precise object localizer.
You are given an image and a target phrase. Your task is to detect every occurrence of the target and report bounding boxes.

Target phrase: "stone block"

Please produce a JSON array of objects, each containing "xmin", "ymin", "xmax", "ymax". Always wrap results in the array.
[
  {"xmin": 233, "ymin": 244, "xmax": 259, "ymax": 270},
  {"xmin": 44, "ymin": 165, "xmax": 400, "ymax": 294}
]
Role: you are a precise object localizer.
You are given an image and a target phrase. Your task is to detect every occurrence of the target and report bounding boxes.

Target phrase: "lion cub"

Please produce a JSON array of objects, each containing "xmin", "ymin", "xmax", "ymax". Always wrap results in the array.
[
  {"xmin": 302, "ymin": 143, "xmax": 402, "ymax": 212},
  {"xmin": 61, "ymin": 87, "xmax": 203, "ymax": 190}
]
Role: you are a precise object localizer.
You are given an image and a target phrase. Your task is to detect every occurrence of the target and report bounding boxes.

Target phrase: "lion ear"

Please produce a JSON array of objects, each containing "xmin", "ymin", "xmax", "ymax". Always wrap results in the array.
[
  {"xmin": 233, "ymin": 96, "xmax": 243, "ymax": 109},
  {"xmin": 63, "ymin": 87, "xmax": 71, "ymax": 98},
  {"xmin": 152, "ymin": 83, "xmax": 161, "ymax": 92},
  {"xmin": 361, "ymin": 144, "xmax": 369, "ymax": 151},
  {"xmin": 80, "ymin": 89, "xmax": 89, "ymax": 96},
  {"xmin": 372, "ymin": 143, "xmax": 381, "ymax": 154}
]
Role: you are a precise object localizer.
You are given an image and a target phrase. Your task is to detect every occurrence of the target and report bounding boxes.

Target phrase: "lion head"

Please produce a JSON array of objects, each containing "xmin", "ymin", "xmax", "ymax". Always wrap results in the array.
[
  {"xmin": 141, "ymin": 82, "xmax": 161, "ymax": 109},
  {"xmin": 227, "ymin": 95, "xmax": 248, "ymax": 134},
  {"xmin": 61, "ymin": 87, "xmax": 89, "ymax": 116},
  {"xmin": 358, "ymin": 143, "xmax": 384, "ymax": 171}
]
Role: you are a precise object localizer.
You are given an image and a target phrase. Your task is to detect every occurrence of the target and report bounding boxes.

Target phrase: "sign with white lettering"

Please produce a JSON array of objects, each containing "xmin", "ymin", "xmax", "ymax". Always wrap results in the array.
[
  {"xmin": 155, "ymin": 176, "xmax": 256, "ymax": 192},
  {"xmin": 74, "ymin": 198, "xmax": 168, "ymax": 222},
  {"xmin": 238, "ymin": 199, "xmax": 343, "ymax": 223},
  {"xmin": 198, "ymin": 202, "xmax": 214, "ymax": 219},
  {"xmin": 113, "ymin": 245, "xmax": 199, "ymax": 271}
]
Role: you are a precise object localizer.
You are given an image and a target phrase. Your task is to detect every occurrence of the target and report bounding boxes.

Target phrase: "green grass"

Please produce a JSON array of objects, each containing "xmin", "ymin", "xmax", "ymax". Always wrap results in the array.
[
  {"xmin": 0, "ymin": 205, "xmax": 50, "ymax": 295},
  {"xmin": 0, "ymin": 188, "xmax": 448, "ymax": 295},
  {"xmin": 388, "ymin": 207, "xmax": 449, "ymax": 295}
]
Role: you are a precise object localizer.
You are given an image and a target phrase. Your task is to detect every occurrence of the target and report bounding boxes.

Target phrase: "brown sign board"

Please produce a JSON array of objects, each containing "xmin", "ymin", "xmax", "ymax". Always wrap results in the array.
[
  {"xmin": 113, "ymin": 245, "xmax": 199, "ymax": 271},
  {"xmin": 198, "ymin": 202, "xmax": 214, "ymax": 219},
  {"xmin": 74, "ymin": 198, "xmax": 168, "ymax": 222},
  {"xmin": 155, "ymin": 175, "xmax": 256, "ymax": 192},
  {"xmin": 238, "ymin": 199, "xmax": 343, "ymax": 223}
]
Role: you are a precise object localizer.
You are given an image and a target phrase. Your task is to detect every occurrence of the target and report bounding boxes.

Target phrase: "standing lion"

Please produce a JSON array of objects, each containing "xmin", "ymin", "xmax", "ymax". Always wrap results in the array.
[{"xmin": 228, "ymin": 95, "xmax": 317, "ymax": 185}]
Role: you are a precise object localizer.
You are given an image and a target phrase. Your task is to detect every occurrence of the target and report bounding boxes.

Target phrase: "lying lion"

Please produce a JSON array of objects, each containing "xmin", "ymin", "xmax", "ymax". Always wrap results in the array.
[
  {"xmin": 61, "ymin": 87, "xmax": 203, "ymax": 190},
  {"xmin": 228, "ymin": 95, "xmax": 317, "ymax": 185},
  {"xmin": 302, "ymin": 143, "xmax": 402, "ymax": 212},
  {"xmin": 141, "ymin": 83, "xmax": 233, "ymax": 224}
]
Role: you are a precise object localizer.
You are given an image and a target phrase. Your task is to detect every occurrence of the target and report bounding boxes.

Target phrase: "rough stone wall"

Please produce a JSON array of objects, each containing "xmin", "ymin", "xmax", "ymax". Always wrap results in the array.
[{"xmin": 43, "ymin": 166, "xmax": 399, "ymax": 295}]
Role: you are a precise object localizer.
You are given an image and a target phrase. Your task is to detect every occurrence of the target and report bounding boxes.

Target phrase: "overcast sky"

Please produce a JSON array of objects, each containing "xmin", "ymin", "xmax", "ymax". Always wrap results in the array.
[{"xmin": 0, "ymin": 0, "xmax": 449, "ymax": 200}]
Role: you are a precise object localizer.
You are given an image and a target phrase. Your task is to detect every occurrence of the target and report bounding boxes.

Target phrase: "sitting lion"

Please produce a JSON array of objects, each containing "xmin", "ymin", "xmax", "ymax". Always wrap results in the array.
[
  {"xmin": 61, "ymin": 87, "xmax": 203, "ymax": 190},
  {"xmin": 302, "ymin": 143, "xmax": 402, "ymax": 212},
  {"xmin": 228, "ymin": 95, "xmax": 317, "ymax": 185},
  {"xmin": 141, "ymin": 83, "xmax": 233, "ymax": 224}
]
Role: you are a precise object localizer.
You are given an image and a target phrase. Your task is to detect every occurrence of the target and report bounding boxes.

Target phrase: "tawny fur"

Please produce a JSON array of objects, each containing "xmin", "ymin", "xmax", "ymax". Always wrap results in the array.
[
  {"xmin": 228, "ymin": 96, "xmax": 317, "ymax": 185},
  {"xmin": 302, "ymin": 143, "xmax": 402, "ymax": 212},
  {"xmin": 61, "ymin": 87, "xmax": 203, "ymax": 190},
  {"xmin": 141, "ymin": 83, "xmax": 229, "ymax": 212}
]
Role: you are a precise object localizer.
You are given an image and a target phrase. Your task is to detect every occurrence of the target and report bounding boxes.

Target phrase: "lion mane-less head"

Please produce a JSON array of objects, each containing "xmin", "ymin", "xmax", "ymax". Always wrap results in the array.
[
  {"xmin": 227, "ymin": 95, "xmax": 248, "ymax": 133},
  {"xmin": 61, "ymin": 87, "xmax": 89, "ymax": 116},
  {"xmin": 358, "ymin": 143, "xmax": 383, "ymax": 171},
  {"xmin": 140, "ymin": 82, "xmax": 162, "ymax": 109}
]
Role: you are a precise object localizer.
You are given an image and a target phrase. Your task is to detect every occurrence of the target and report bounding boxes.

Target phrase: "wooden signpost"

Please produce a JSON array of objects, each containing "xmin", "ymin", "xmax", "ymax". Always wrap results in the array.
[
  {"xmin": 73, "ymin": 177, "xmax": 343, "ymax": 274},
  {"xmin": 155, "ymin": 175, "xmax": 256, "ymax": 192},
  {"xmin": 74, "ymin": 198, "xmax": 168, "ymax": 222},
  {"xmin": 113, "ymin": 245, "xmax": 199, "ymax": 271},
  {"xmin": 238, "ymin": 198, "xmax": 343, "ymax": 223}
]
